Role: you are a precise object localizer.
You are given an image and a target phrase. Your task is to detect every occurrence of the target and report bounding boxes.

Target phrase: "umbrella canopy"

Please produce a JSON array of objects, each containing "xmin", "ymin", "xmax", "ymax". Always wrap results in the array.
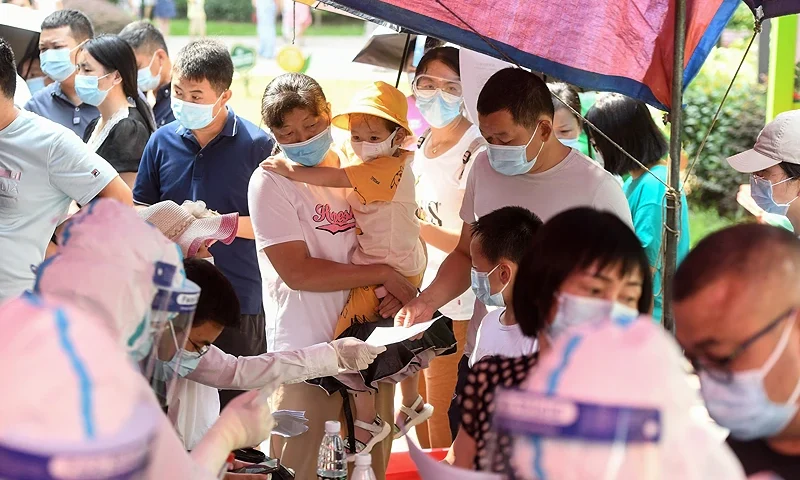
[
  {"xmin": 317, "ymin": 0, "xmax": 741, "ymax": 111},
  {"xmin": 743, "ymin": 0, "xmax": 800, "ymax": 19},
  {"xmin": 0, "ymin": 4, "xmax": 46, "ymax": 67},
  {"xmin": 353, "ymin": 31, "xmax": 418, "ymax": 72}
]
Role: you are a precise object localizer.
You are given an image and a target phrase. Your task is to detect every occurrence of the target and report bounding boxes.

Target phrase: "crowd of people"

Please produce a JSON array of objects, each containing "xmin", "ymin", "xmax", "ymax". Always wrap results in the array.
[{"xmin": 1, "ymin": 6, "xmax": 800, "ymax": 480}]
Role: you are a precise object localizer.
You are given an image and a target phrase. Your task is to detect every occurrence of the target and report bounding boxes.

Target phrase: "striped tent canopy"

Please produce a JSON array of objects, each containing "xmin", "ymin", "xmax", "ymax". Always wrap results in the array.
[{"xmin": 316, "ymin": 0, "xmax": 743, "ymax": 111}]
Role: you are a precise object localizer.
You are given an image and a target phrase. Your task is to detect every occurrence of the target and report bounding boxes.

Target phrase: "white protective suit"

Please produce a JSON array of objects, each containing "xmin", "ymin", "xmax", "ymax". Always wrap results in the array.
[
  {"xmin": 173, "ymin": 343, "xmax": 341, "ymax": 449},
  {"xmin": 497, "ymin": 318, "xmax": 747, "ymax": 480},
  {"xmin": 32, "ymin": 199, "xmax": 274, "ymax": 479},
  {"xmin": 0, "ymin": 295, "xmax": 208, "ymax": 479}
]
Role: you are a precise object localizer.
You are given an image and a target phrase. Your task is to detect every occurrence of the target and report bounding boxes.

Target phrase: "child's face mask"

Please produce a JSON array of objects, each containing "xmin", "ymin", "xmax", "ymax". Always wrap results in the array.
[{"xmin": 352, "ymin": 128, "xmax": 399, "ymax": 162}]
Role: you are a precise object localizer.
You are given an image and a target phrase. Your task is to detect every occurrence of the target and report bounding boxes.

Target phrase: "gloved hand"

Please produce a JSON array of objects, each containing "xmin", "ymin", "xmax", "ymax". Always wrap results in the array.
[
  {"xmin": 214, "ymin": 389, "xmax": 275, "ymax": 449},
  {"xmin": 331, "ymin": 338, "xmax": 386, "ymax": 372}
]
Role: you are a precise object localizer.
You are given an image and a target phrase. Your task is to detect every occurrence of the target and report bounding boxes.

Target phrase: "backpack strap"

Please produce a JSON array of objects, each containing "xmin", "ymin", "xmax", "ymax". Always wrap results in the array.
[{"xmin": 459, "ymin": 136, "xmax": 488, "ymax": 180}]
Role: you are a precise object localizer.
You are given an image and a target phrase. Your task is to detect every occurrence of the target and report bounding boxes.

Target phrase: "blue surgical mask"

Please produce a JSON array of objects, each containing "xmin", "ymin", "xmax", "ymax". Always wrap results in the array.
[
  {"xmin": 172, "ymin": 96, "xmax": 223, "ymax": 131},
  {"xmin": 137, "ymin": 54, "xmax": 162, "ymax": 92},
  {"xmin": 487, "ymin": 122, "xmax": 545, "ymax": 176},
  {"xmin": 26, "ymin": 77, "xmax": 47, "ymax": 95},
  {"xmin": 559, "ymin": 136, "xmax": 581, "ymax": 150},
  {"xmin": 699, "ymin": 316, "xmax": 800, "ymax": 440},
  {"xmin": 548, "ymin": 293, "xmax": 639, "ymax": 339},
  {"xmin": 40, "ymin": 47, "xmax": 76, "ymax": 82},
  {"xmin": 75, "ymin": 73, "xmax": 115, "ymax": 107},
  {"xmin": 416, "ymin": 90, "xmax": 463, "ymax": 128},
  {"xmin": 161, "ymin": 348, "xmax": 203, "ymax": 379},
  {"xmin": 471, "ymin": 265, "xmax": 507, "ymax": 307},
  {"xmin": 280, "ymin": 127, "xmax": 334, "ymax": 167},
  {"xmin": 751, "ymin": 174, "xmax": 799, "ymax": 216}
]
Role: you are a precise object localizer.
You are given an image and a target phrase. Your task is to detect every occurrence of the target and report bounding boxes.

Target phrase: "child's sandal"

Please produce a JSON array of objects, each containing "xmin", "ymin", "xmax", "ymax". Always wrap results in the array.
[
  {"xmin": 346, "ymin": 415, "xmax": 391, "ymax": 462},
  {"xmin": 393, "ymin": 395, "xmax": 434, "ymax": 439}
]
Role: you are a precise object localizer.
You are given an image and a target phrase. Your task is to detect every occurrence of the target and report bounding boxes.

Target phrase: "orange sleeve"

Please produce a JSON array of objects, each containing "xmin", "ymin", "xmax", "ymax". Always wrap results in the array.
[{"xmin": 343, "ymin": 155, "xmax": 406, "ymax": 205}]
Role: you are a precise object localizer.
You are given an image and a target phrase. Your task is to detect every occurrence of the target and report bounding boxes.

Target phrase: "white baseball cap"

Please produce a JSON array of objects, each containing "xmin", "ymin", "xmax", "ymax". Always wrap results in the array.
[{"xmin": 727, "ymin": 110, "xmax": 800, "ymax": 173}]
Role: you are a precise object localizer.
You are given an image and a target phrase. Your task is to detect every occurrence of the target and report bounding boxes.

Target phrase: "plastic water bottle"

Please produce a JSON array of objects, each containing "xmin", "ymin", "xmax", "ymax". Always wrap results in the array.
[
  {"xmin": 351, "ymin": 454, "xmax": 377, "ymax": 480},
  {"xmin": 317, "ymin": 420, "xmax": 346, "ymax": 479}
]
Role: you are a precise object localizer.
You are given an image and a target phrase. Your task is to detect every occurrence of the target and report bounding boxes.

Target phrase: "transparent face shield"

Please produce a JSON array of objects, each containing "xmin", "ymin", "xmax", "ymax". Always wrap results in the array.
[
  {"xmin": 138, "ymin": 267, "xmax": 200, "ymax": 410},
  {"xmin": 491, "ymin": 389, "xmax": 662, "ymax": 480}
]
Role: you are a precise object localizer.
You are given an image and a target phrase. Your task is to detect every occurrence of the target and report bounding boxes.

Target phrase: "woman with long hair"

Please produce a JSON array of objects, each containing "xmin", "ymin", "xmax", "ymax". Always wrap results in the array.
[{"xmin": 76, "ymin": 34, "xmax": 156, "ymax": 188}]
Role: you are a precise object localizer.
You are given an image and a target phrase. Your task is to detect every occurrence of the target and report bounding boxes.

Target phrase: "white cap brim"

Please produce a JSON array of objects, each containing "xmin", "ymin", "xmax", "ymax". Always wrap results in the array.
[{"xmin": 726, "ymin": 148, "xmax": 779, "ymax": 173}]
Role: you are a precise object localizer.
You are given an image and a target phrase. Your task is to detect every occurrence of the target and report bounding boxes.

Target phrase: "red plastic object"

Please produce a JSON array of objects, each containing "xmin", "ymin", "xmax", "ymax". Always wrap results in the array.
[{"xmin": 386, "ymin": 448, "xmax": 448, "ymax": 480}]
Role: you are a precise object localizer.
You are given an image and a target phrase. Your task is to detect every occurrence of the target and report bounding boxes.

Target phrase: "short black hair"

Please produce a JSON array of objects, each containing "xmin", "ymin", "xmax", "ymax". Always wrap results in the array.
[
  {"xmin": 674, "ymin": 224, "xmax": 800, "ymax": 303},
  {"xmin": 183, "ymin": 258, "xmax": 241, "ymax": 329},
  {"xmin": 477, "ymin": 68, "xmax": 554, "ymax": 128},
  {"xmin": 41, "ymin": 9, "xmax": 95, "ymax": 42},
  {"xmin": 471, "ymin": 206, "xmax": 542, "ymax": 264},
  {"xmin": 262, "ymin": 73, "xmax": 331, "ymax": 129},
  {"xmin": 513, "ymin": 208, "xmax": 653, "ymax": 338},
  {"xmin": 0, "ymin": 37, "xmax": 16, "ymax": 100},
  {"xmin": 779, "ymin": 162, "xmax": 800, "ymax": 179},
  {"xmin": 585, "ymin": 93, "xmax": 668, "ymax": 176},
  {"xmin": 548, "ymin": 82, "xmax": 581, "ymax": 120},
  {"xmin": 416, "ymin": 46, "xmax": 460, "ymax": 78},
  {"xmin": 119, "ymin": 21, "xmax": 169, "ymax": 56},
  {"xmin": 173, "ymin": 39, "xmax": 233, "ymax": 95}
]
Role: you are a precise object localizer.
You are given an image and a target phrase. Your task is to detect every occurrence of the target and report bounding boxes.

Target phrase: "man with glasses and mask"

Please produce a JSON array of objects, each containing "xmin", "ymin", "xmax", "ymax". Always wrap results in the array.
[
  {"xmin": 24, "ymin": 9, "xmax": 99, "ymax": 137},
  {"xmin": 674, "ymin": 223, "xmax": 800, "ymax": 478},
  {"xmin": 134, "ymin": 39, "xmax": 274, "ymax": 409}
]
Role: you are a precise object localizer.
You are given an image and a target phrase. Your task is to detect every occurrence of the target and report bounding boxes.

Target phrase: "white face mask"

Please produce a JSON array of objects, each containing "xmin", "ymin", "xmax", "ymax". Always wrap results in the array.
[
  {"xmin": 548, "ymin": 293, "xmax": 639, "ymax": 340},
  {"xmin": 352, "ymin": 129, "xmax": 399, "ymax": 162}
]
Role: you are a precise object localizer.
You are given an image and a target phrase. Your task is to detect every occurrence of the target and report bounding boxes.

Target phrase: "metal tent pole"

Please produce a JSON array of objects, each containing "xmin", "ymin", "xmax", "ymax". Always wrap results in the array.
[
  {"xmin": 396, "ymin": 33, "xmax": 412, "ymax": 88},
  {"xmin": 663, "ymin": 0, "xmax": 686, "ymax": 334}
]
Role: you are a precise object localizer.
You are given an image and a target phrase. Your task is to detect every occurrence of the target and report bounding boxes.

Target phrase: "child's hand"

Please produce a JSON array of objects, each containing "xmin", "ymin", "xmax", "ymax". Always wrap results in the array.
[{"xmin": 261, "ymin": 157, "xmax": 294, "ymax": 178}]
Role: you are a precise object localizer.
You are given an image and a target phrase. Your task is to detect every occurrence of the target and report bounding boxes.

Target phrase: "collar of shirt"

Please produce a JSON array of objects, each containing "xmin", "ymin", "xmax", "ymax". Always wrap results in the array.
[
  {"xmin": 51, "ymin": 82, "xmax": 81, "ymax": 106},
  {"xmin": 153, "ymin": 83, "xmax": 175, "ymax": 126},
  {"xmin": 176, "ymin": 107, "xmax": 239, "ymax": 144}
]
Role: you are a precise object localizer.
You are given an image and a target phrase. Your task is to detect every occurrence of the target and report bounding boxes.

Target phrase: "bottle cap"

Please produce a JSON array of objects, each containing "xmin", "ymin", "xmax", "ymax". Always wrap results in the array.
[
  {"xmin": 325, "ymin": 420, "xmax": 341, "ymax": 434},
  {"xmin": 355, "ymin": 453, "xmax": 372, "ymax": 466}
]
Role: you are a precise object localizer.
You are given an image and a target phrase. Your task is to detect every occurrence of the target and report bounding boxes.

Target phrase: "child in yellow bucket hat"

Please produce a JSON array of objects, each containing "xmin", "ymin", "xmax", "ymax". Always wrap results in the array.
[{"xmin": 262, "ymin": 81, "xmax": 456, "ymax": 459}]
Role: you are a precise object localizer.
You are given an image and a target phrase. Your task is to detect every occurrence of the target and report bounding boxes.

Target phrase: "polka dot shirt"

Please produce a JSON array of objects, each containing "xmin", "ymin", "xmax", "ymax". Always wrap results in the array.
[{"xmin": 459, "ymin": 353, "xmax": 539, "ymax": 474}]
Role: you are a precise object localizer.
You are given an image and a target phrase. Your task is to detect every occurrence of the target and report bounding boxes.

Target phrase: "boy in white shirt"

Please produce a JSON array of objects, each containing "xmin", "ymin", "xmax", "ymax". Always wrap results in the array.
[{"xmin": 469, "ymin": 206, "xmax": 542, "ymax": 366}]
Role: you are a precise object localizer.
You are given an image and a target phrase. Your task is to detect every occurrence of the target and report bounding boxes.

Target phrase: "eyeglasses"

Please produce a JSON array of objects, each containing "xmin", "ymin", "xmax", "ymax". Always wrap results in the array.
[
  {"xmin": 688, "ymin": 308, "xmax": 795, "ymax": 384},
  {"xmin": 187, "ymin": 337, "xmax": 210, "ymax": 357},
  {"xmin": 412, "ymin": 74, "xmax": 463, "ymax": 98}
]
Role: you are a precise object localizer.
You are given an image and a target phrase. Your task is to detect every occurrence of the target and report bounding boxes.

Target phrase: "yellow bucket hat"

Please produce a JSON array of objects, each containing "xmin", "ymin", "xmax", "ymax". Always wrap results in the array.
[{"xmin": 332, "ymin": 81, "xmax": 412, "ymax": 136}]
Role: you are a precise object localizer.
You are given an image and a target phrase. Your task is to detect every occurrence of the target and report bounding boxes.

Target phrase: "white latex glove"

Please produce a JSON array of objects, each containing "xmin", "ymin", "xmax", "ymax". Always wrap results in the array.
[
  {"xmin": 190, "ymin": 389, "xmax": 275, "ymax": 475},
  {"xmin": 331, "ymin": 338, "xmax": 386, "ymax": 372}
]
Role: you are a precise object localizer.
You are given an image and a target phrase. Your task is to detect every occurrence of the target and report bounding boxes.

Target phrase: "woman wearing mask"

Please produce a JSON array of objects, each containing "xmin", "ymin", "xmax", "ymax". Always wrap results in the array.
[
  {"xmin": 446, "ymin": 207, "xmax": 652, "ymax": 475},
  {"xmin": 586, "ymin": 93, "xmax": 689, "ymax": 324},
  {"xmin": 727, "ymin": 110, "xmax": 800, "ymax": 233},
  {"xmin": 76, "ymin": 34, "xmax": 156, "ymax": 189},
  {"xmin": 248, "ymin": 73, "xmax": 417, "ymax": 480},
  {"xmin": 411, "ymin": 46, "xmax": 486, "ymax": 449},
  {"xmin": 547, "ymin": 82, "xmax": 592, "ymax": 157}
]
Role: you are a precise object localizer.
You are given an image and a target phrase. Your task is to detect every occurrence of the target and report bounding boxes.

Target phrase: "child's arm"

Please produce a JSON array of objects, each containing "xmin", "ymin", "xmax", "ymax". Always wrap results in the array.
[{"xmin": 261, "ymin": 157, "xmax": 352, "ymax": 188}]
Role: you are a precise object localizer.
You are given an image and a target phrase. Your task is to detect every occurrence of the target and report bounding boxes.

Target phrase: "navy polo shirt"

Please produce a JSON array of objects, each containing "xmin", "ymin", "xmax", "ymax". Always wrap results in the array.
[
  {"xmin": 23, "ymin": 82, "xmax": 99, "ymax": 138},
  {"xmin": 133, "ymin": 108, "xmax": 273, "ymax": 315},
  {"xmin": 153, "ymin": 83, "xmax": 175, "ymax": 127}
]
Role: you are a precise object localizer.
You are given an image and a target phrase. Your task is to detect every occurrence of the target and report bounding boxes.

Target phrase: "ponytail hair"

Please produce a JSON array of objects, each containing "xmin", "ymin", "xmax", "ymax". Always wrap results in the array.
[{"xmin": 81, "ymin": 34, "xmax": 156, "ymax": 133}]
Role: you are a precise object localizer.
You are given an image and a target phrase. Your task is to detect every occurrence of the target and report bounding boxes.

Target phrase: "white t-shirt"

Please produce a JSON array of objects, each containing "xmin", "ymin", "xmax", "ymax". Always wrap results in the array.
[
  {"xmin": 248, "ymin": 160, "xmax": 358, "ymax": 352},
  {"xmin": 470, "ymin": 308, "xmax": 538, "ymax": 367},
  {"xmin": 460, "ymin": 149, "xmax": 632, "ymax": 356},
  {"xmin": 414, "ymin": 124, "xmax": 482, "ymax": 320},
  {"xmin": 0, "ymin": 110, "xmax": 117, "ymax": 302}
]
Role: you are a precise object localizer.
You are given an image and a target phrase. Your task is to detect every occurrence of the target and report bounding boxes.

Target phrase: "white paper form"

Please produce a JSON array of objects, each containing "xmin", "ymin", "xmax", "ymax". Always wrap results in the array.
[
  {"xmin": 459, "ymin": 48, "xmax": 515, "ymax": 124},
  {"xmin": 365, "ymin": 317, "xmax": 441, "ymax": 347},
  {"xmin": 406, "ymin": 435, "xmax": 503, "ymax": 480}
]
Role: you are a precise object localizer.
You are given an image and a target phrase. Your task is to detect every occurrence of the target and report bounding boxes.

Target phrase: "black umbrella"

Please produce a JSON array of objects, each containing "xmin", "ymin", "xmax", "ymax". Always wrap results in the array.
[
  {"xmin": 352, "ymin": 31, "xmax": 419, "ymax": 74},
  {"xmin": 0, "ymin": 5, "xmax": 46, "ymax": 69}
]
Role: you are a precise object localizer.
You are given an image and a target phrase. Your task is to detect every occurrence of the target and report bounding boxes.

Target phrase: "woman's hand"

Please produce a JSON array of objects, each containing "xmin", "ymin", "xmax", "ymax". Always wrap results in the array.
[
  {"xmin": 261, "ymin": 157, "xmax": 294, "ymax": 178},
  {"xmin": 394, "ymin": 292, "xmax": 438, "ymax": 328},
  {"xmin": 381, "ymin": 271, "xmax": 417, "ymax": 306}
]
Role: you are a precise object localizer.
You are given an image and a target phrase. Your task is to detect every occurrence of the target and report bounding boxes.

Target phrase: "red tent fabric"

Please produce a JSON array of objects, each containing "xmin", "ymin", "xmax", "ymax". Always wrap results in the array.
[{"xmin": 323, "ymin": 0, "xmax": 740, "ymax": 111}]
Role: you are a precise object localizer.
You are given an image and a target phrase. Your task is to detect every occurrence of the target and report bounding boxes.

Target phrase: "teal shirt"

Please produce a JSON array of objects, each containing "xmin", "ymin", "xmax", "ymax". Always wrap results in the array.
[{"xmin": 623, "ymin": 165, "xmax": 690, "ymax": 323}]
